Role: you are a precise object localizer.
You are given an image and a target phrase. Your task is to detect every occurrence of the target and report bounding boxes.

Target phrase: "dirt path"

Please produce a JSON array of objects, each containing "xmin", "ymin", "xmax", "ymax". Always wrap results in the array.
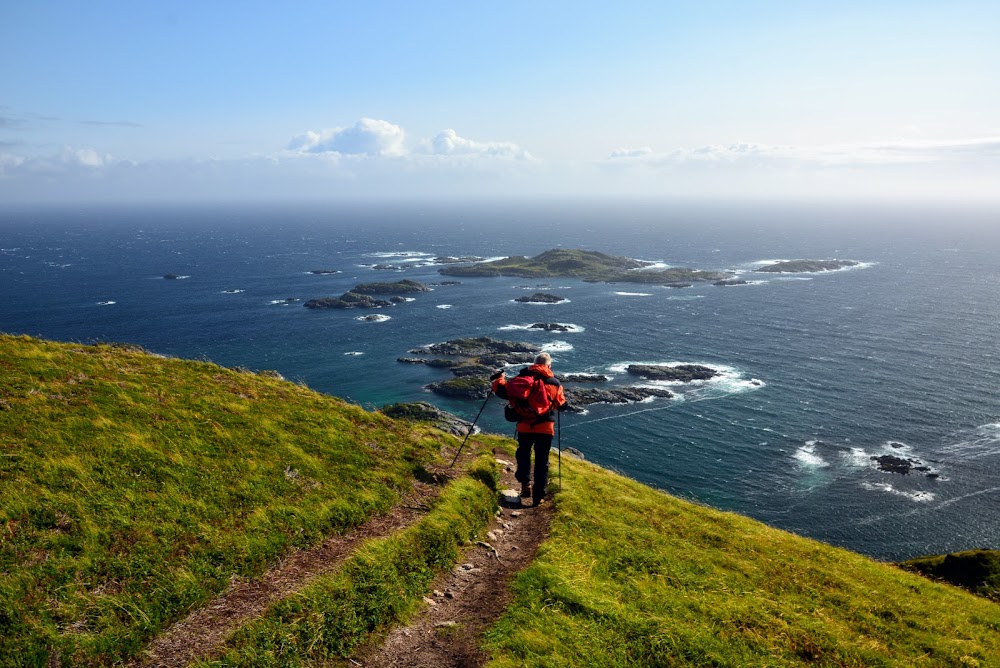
[
  {"xmin": 131, "ymin": 474, "xmax": 449, "ymax": 668},
  {"xmin": 354, "ymin": 449, "xmax": 554, "ymax": 668}
]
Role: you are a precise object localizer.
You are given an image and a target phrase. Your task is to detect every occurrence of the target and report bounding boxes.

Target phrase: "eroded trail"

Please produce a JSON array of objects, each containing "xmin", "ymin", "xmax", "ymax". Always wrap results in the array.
[
  {"xmin": 132, "ymin": 476, "xmax": 448, "ymax": 668},
  {"xmin": 355, "ymin": 451, "xmax": 554, "ymax": 668}
]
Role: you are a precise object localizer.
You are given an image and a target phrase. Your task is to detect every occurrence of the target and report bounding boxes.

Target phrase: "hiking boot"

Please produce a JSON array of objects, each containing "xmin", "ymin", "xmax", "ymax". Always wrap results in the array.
[
  {"xmin": 520, "ymin": 483, "xmax": 531, "ymax": 499},
  {"xmin": 532, "ymin": 497, "xmax": 546, "ymax": 507}
]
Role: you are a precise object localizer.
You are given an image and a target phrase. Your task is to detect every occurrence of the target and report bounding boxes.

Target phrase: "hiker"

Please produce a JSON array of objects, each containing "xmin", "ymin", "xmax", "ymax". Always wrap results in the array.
[{"xmin": 490, "ymin": 352, "xmax": 568, "ymax": 507}]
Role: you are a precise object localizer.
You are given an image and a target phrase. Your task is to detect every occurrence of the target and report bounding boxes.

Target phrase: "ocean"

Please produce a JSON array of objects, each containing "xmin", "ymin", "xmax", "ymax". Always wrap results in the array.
[{"xmin": 2, "ymin": 199, "xmax": 999, "ymax": 561}]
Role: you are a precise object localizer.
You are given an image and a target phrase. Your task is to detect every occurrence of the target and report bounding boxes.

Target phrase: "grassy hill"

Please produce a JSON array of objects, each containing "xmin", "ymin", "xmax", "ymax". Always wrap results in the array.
[
  {"xmin": 2, "ymin": 334, "xmax": 999, "ymax": 667},
  {"xmin": 0, "ymin": 335, "xmax": 454, "ymax": 666}
]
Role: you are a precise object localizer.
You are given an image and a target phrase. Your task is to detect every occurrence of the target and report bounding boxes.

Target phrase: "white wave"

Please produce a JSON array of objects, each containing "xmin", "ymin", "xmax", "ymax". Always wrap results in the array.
[
  {"xmin": 436, "ymin": 304, "xmax": 453, "ymax": 309},
  {"xmin": 771, "ymin": 276, "xmax": 814, "ymax": 281},
  {"xmin": 860, "ymin": 481, "xmax": 935, "ymax": 503},
  {"xmin": 841, "ymin": 447, "xmax": 871, "ymax": 467},
  {"xmin": 356, "ymin": 314, "xmax": 391, "ymax": 323},
  {"xmin": 937, "ymin": 423, "xmax": 1000, "ymax": 461},
  {"xmin": 541, "ymin": 341, "xmax": 573, "ymax": 352},
  {"xmin": 403, "ymin": 297, "xmax": 416, "ymax": 302},
  {"xmin": 629, "ymin": 260, "xmax": 672, "ymax": 271},
  {"xmin": 96, "ymin": 301, "xmax": 116, "ymax": 306},
  {"xmin": 666, "ymin": 295, "xmax": 705, "ymax": 301},
  {"xmin": 476, "ymin": 256, "xmax": 507, "ymax": 263},
  {"xmin": 344, "ymin": 351, "xmax": 364, "ymax": 356},
  {"xmin": 222, "ymin": 289, "xmax": 245, "ymax": 294},
  {"xmin": 613, "ymin": 291, "xmax": 653, "ymax": 296},
  {"xmin": 497, "ymin": 323, "xmax": 585, "ymax": 333},
  {"xmin": 794, "ymin": 443, "xmax": 829, "ymax": 468},
  {"xmin": 605, "ymin": 360, "xmax": 765, "ymax": 397},
  {"xmin": 366, "ymin": 251, "xmax": 434, "ymax": 258}
]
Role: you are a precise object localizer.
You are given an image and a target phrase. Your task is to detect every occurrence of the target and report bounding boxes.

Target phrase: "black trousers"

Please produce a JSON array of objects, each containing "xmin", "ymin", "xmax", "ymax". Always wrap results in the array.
[{"xmin": 515, "ymin": 432, "xmax": 552, "ymax": 503}]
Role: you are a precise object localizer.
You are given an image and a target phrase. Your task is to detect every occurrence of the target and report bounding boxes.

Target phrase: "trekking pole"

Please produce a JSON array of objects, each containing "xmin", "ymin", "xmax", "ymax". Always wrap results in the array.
[
  {"xmin": 449, "ymin": 392, "xmax": 492, "ymax": 468},
  {"xmin": 557, "ymin": 408, "xmax": 562, "ymax": 492}
]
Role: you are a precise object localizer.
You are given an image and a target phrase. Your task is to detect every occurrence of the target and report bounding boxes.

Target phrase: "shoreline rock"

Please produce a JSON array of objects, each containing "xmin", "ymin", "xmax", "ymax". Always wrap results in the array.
[{"xmin": 380, "ymin": 402, "xmax": 474, "ymax": 436}]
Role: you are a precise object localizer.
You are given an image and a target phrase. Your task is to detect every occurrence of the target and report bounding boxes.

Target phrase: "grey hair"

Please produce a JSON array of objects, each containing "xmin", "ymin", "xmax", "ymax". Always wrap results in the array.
[{"xmin": 534, "ymin": 352, "xmax": 552, "ymax": 366}]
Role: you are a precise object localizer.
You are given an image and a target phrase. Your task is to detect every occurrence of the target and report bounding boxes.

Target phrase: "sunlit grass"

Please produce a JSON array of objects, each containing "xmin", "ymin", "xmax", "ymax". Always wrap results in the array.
[
  {"xmin": 485, "ymin": 456, "xmax": 1000, "ymax": 667},
  {"xmin": 0, "ymin": 335, "xmax": 443, "ymax": 666}
]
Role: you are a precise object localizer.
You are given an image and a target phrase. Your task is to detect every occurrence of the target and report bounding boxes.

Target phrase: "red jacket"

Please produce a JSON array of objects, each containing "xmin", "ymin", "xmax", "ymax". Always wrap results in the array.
[{"xmin": 491, "ymin": 363, "xmax": 567, "ymax": 435}]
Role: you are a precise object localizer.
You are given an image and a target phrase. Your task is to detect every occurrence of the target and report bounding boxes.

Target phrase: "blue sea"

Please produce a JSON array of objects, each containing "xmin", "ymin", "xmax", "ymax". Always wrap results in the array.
[{"xmin": 2, "ymin": 199, "xmax": 999, "ymax": 561}]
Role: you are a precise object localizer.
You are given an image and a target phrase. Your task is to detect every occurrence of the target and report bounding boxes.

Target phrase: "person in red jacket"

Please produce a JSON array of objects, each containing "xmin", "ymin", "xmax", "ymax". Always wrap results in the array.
[{"xmin": 491, "ymin": 352, "xmax": 568, "ymax": 507}]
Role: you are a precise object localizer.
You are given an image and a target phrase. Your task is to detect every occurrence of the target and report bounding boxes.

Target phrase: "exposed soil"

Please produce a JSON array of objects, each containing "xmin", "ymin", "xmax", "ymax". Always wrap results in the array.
[
  {"xmin": 128, "ymin": 446, "xmax": 553, "ymax": 668},
  {"xmin": 353, "ymin": 449, "xmax": 554, "ymax": 667},
  {"xmin": 131, "ymin": 471, "xmax": 452, "ymax": 668}
]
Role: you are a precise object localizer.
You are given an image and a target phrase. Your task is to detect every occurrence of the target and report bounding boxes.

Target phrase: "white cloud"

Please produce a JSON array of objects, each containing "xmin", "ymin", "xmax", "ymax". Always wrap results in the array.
[
  {"xmin": 417, "ymin": 129, "xmax": 532, "ymax": 159},
  {"xmin": 287, "ymin": 118, "xmax": 406, "ymax": 156},
  {"xmin": 608, "ymin": 146, "xmax": 654, "ymax": 159},
  {"xmin": 605, "ymin": 137, "xmax": 1000, "ymax": 168}
]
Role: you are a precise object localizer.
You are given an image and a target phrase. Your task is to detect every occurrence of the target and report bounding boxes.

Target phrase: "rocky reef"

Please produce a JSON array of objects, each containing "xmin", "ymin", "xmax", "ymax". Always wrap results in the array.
[
  {"xmin": 308, "ymin": 269, "xmax": 341, "ymax": 275},
  {"xmin": 352, "ymin": 279, "xmax": 430, "ymax": 295},
  {"xmin": 871, "ymin": 454, "xmax": 938, "ymax": 478},
  {"xmin": 564, "ymin": 386, "xmax": 674, "ymax": 406},
  {"xmin": 757, "ymin": 259, "xmax": 859, "ymax": 273},
  {"xmin": 529, "ymin": 323, "xmax": 573, "ymax": 331},
  {"xmin": 626, "ymin": 364, "xmax": 718, "ymax": 382}
]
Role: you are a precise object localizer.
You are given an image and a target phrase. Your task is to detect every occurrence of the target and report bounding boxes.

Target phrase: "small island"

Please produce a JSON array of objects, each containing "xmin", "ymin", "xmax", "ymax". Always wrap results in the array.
[
  {"xmin": 308, "ymin": 269, "xmax": 341, "ymax": 275},
  {"xmin": 440, "ymin": 248, "xmax": 731, "ymax": 285},
  {"xmin": 305, "ymin": 280, "xmax": 429, "ymax": 309},
  {"xmin": 514, "ymin": 293, "xmax": 567, "ymax": 304},
  {"xmin": 529, "ymin": 323, "xmax": 573, "ymax": 332},
  {"xmin": 757, "ymin": 259, "xmax": 860, "ymax": 273}
]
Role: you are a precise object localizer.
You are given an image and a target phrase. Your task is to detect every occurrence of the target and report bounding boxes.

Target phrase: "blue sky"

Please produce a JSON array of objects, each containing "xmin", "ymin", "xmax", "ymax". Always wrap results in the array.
[{"xmin": 2, "ymin": 1, "xmax": 998, "ymax": 202}]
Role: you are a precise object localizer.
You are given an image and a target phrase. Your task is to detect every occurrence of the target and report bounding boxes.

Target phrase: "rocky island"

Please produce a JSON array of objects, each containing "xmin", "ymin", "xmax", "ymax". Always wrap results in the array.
[
  {"xmin": 308, "ymin": 269, "xmax": 341, "ymax": 275},
  {"xmin": 440, "ymin": 248, "xmax": 731, "ymax": 285},
  {"xmin": 514, "ymin": 293, "xmax": 567, "ymax": 304},
  {"xmin": 757, "ymin": 259, "xmax": 860, "ymax": 273},
  {"xmin": 305, "ymin": 280, "xmax": 429, "ymax": 309}
]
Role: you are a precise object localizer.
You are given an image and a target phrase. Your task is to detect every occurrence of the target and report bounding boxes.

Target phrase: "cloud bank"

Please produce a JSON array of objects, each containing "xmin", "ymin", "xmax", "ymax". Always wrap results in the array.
[{"xmin": 2, "ymin": 118, "xmax": 999, "ymax": 203}]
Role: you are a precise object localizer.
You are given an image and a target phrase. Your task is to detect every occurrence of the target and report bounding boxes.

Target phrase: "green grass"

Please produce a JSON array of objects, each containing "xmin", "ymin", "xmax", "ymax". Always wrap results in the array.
[
  {"xmin": 484, "ymin": 456, "xmax": 1000, "ymax": 668},
  {"xmin": 203, "ymin": 453, "xmax": 500, "ymax": 667},
  {"xmin": 0, "ymin": 335, "xmax": 444, "ymax": 667}
]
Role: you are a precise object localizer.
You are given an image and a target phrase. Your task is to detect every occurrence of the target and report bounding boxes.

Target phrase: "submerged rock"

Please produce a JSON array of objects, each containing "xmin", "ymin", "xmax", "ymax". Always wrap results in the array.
[{"xmin": 714, "ymin": 279, "xmax": 750, "ymax": 286}]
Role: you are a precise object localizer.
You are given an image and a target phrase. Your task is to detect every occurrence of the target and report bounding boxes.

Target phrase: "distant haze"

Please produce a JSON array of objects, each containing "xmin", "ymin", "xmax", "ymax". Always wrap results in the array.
[{"xmin": 2, "ymin": 1, "xmax": 998, "ymax": 204}]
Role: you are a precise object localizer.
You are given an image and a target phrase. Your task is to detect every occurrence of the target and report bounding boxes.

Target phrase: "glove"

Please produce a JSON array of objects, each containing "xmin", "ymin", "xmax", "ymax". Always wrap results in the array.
[
  {"xmin": 558, "ymin": 402, "xmax": 572, "ymax": 412},
  {"xmin": 489, "ymin": 370, "xmax": 504, "ymax": 381}
]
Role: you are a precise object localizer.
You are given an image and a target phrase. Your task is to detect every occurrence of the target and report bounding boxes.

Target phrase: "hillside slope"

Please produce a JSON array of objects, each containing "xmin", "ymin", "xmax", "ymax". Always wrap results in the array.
[
  {"xmin": 3, "ymin": 334, "xmax": 999, "ymax": 668},
  {"xmin": 0, "ymin": 335, "xmax": 447, "ymax": 666},
  {"xmin": 484, "ymin": 456, "xmax": 1000, "ymax": 667}
]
